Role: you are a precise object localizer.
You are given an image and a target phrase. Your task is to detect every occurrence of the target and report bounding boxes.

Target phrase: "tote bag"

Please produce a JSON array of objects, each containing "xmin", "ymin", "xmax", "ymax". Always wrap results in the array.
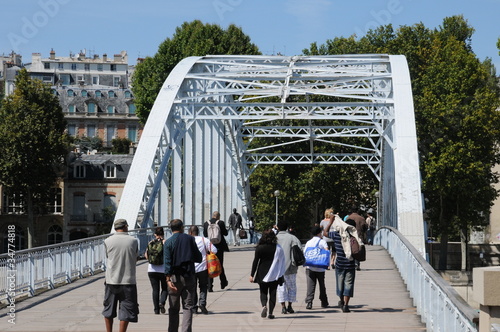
[
  {"xmin": 207, "ymin": 251, "xmax": 222, "ymax": 278},
  {"xmin": 303, "ymin": 239, "xmax": 330, "ymax": 269}
]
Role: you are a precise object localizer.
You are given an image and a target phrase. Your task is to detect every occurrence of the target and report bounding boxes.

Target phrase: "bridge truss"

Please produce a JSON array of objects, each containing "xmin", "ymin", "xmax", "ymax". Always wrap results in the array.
[{"xmin": 114, "ymin": 55, "xmax": 426, "ymax": 253}]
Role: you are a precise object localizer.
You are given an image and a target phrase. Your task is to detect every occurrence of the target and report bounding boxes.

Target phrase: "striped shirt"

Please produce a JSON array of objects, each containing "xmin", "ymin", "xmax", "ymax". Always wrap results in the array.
[{"xmin": 329, "ymin": 231, "xmax": 356, "ymax": 270}]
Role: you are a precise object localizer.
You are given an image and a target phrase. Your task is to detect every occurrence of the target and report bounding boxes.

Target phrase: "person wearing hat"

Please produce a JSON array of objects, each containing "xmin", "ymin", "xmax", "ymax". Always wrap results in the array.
[{"xmin": 102, "ymin": 219, "xmax": 139, "ymax": 332}]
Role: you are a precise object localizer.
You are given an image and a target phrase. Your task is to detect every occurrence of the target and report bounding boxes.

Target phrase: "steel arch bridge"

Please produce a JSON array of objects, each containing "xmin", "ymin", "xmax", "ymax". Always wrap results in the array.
[{"xmin": 114, "ymin": 55, "xmax": 426, "ymax": 253}]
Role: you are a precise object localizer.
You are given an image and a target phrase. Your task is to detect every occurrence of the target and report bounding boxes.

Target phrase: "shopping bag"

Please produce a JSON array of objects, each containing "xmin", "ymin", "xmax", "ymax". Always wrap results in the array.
[
  {"xmin": 207, "ymin": 251, "xmax": 222, "ymax": 278},
  {"xmin": 303, "ymin": 239, "xmax": 330, "ymax": 269},
  {"xmin": 239, "ymin": 229, "xmax": 248, "ymax": 239}
]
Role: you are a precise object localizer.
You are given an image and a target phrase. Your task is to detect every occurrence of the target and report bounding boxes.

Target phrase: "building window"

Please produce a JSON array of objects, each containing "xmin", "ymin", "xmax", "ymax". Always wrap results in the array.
[
  {"xmin": 58, "ymin": 63, "xmax": 64, "ymax": 69},
  {"xmin": 87, "ymin": 102, "xmax": 96, "ymax": 113},
  {"xmin": 105, "ymin": 164, "xmax": 116, "ymax": 178},
  {"xmin": 71, "ymin": 63, "xmax": 77, "ymax": 70},
  {"xmin": 3, "ymin": 227, "xmax": 25, "ymax": 251},
  {"xmin": 74, "ymin": 164, "xmax": 85, "ymax": 178},
  {"xmin": 68, "ymin": 124, "xmax": 76, "ymax": 136},
  {"xmin": 113, "ymin": 77, "xmax": 120, "ymax": 87},
  {"xmin": 128, "ymin": 103, "xmax": 136, "ymax": 114},
  {"xmin": 51, "ymin": 89, "xmax": 58, "ymax": 96},
  {"xmin": 84, "ymin": 63, "xmax": 90, "ymax": 70},
  {"xmin": 67, "ymin": 89, "xmax": 74, "ymax": 97},
  {"xmin": 95, "ymin": 90, "xmax": 101, "ymax": 98},
  {"xmin": 81, "ymin": 90, "xmax": 88, "ymax": 97},
  {"xmin": 68, "ymin": 105, "xmax": 75, "ymax": 113},
  {"xmin": 60, "ymin": 74, "xmax": 70, "ymax": 86},
  {"xmin": 47, "ymin": 225, "xmax": 63, "ymax": 245},
  {"xmin": 103, "ymin": 193, "xmax": 117, "ymax": 210},
  {"xmin": 72, "ymin": 194, "xmax": 86, "ymax": 221},
  {"xmin": 44, "ymin": 62, "xmax": 50, "ymax": 69},
  {"xmin": 44, "ymin": 76, "xmax": 53, "ymax": 83},
  {"xmin": 128, "ymin": 126, "xmax": 137, "ymax": 142},
  {"xmin": 106, "ymin": 125, "xmax": 115, "ymax": 145},
  {"xmin": 93, "ymin": 76, "xmax": 99, "ymax": 85},
  {"xmin": 110, "ymin": 64, "xmax": 116, "ymax": 71},
  {"xmin": 87, "ymin": 124, "xmax": 96, "ymax": 137},
  {"xmin": 97, "ymin": 64, "xmax": 103, "ymax": 71},
  {"xmin": 48, "ymin": 188, "xmax": 62, "ymax": 213},
  {"xmin": 2, "ymin": 192, "xmax": 25, "ymax": 214},
  {"xmin": 107, "ymin": 106, "xmax": 114, "ymax": 114},
  {"xmin": 108, "ymin": 91, "xmax": 115, "ymax": 98}
]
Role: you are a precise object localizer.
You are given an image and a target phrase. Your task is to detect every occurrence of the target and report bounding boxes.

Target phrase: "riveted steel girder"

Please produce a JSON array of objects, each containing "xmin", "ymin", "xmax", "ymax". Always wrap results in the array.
[{"xmin": 114, "ymin": 55, "xmax": 425, "ymax": 254}]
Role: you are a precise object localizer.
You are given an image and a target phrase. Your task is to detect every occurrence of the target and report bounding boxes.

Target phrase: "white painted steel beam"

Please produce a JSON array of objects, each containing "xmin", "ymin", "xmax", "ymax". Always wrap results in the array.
[{"xmin": 114, "ymin": 55, "xmax": 425, "ymax": 253}]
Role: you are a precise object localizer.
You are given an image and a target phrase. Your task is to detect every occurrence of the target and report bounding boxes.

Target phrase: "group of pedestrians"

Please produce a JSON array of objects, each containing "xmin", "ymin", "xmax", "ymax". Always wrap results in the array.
[{"xmin": 102, "ymin": 206, "xmax": 368, "ymax": 331}]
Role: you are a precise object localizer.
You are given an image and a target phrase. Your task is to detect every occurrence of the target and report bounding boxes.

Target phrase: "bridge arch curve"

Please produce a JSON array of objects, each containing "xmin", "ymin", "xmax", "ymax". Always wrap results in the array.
[{"xmin": 114, "ymin": 55, "xmax": 425, "ymax": 253}]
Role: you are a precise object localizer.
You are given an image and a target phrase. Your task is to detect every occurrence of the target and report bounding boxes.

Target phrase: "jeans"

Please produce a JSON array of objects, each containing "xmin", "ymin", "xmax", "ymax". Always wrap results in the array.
[
  {"xmin": 168, "ymin": 274, "xmax": 196, "ymax": 332},
  {"xmin": 305, "ymin": 269, "xmax": 328, "ymax": 305},
  {"xmin": 249, "ymin": 229, "xmax": 256, "ymax": 244},
  {"xmin": 335, "ymin": 268, "xmax": 355, "ymax": 298},
  {"xmin": 148, "ymin": 272, "xmax": 167, "ymax": 313}
]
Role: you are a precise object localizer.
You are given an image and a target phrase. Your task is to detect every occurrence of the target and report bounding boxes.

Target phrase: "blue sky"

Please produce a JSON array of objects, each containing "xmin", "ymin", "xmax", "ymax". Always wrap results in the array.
[{"xmin": 2, "ymin": 0, "xmax": 499, "ymax": 70}]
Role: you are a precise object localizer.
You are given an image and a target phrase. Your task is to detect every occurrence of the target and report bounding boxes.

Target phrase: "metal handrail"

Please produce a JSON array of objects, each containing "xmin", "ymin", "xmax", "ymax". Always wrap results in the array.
[
  {"xmin": 374, "ymin": 227, "xmax": 479, "ymax": 332},
  {"xmin": 0, "ymin": 224, "xmax": 247, "ymax": 304},
  {"xmin": 0, "ymin": 226, "xmax": 161, "ymax": 304}
]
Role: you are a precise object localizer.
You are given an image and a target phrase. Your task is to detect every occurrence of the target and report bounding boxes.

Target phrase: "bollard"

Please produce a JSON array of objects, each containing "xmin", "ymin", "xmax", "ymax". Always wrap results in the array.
[{"xmin": 473, "ymin": 267, "xmax": 500, "ymax": 332}]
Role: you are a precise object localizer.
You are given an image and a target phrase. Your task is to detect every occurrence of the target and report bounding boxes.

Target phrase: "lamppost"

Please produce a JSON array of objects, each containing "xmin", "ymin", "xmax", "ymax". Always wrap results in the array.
[
  {"xmin": 374, "ymin": 191, "xmax": 380, "ymax": 230},
  {"xmin": 274, "ymin": 190, "xmax": 280, "ymax": 225}
]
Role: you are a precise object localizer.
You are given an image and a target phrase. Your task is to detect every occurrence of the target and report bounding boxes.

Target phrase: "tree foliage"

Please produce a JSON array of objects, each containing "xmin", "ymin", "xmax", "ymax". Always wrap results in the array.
[
  {"xmin": 303, "ymin": 15, "xmax": 500, "ymax": 269},
  {"xmin": 111, "ymin": 137, "xmax": 132, "ymax": 154},
  {"xmin": 0, "ymin": 69, "xmax": 68, "ymax": 248},
  {"xmin": 132, "ymin": 20, "xmax": 261, "ymax": 123}
]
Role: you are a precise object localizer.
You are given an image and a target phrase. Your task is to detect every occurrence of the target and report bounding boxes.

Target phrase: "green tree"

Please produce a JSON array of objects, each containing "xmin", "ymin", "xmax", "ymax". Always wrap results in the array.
[
  {"xmin": 303, "ymin": 15, "xmax": 500, "ymax": 269},
  {"xmin": 73, "ymin": 136, "xmax": 103, "ymax": 153},
  {"xmin": 132, "ymin": 20, "xmax": 261, "ymax": 124},
  {"xmin": 111, "ymin": 137, "xmax": 132, "ymax": 154},
  {"xmin": 0, "ymin": 69, "xmax": 68, "ymax": 248}
]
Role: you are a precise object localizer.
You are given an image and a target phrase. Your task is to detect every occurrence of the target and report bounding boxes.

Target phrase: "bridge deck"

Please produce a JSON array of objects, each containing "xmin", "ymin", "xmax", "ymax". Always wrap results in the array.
[{"xmin": 1, "ymin": 245, "xmax": 425, "ymax": 331}]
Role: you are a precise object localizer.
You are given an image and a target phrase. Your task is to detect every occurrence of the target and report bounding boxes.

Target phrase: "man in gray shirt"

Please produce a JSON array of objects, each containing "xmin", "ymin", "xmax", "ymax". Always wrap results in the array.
[{"xmin": 102, "ymin": 219, "xmax": 139, "ymax": 332}]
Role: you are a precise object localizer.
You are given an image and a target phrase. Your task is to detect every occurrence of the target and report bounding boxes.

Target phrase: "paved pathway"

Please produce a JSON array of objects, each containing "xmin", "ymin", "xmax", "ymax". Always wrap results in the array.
[{"xmin": 1, "ymin": 245, "xmax": 425, "ymax": 331}]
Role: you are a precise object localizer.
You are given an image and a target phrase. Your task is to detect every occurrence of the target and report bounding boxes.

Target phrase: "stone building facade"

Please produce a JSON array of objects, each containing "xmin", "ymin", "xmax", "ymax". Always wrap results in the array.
[
  {"xmin": 0, "ymin": 152, "xmax": 133, "ymax": 252},
  {"xmin": 27, "ymin": 49, "xmax": 143, "ymax": 146}
]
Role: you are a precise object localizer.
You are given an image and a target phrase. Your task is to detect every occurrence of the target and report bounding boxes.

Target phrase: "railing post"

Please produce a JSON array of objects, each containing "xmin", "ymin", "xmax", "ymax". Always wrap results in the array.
[
  {"xmin": 67, "ymin": 245, "xmax": 72, "ymax": 283},
  {"xmin": 49, "ymin": 248, "xmax": 54, "ymax": 289},
  {"xmin": 473, "ymin": 267, "xmax": 500, "ymax": 332},
  {"xmin": 29, "ymin": 252, "xmax": 35, "ymax": 297}
]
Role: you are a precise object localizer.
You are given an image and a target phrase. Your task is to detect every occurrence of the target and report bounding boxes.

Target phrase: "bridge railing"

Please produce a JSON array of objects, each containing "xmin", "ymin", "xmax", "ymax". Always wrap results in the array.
[
  {"xmin": 0, "ymin": 225, "xmax": 250, "ymax": 305},
  {"xmin": 0, "ymin": 227, "xmax": 160, "ymax": 304},
  {"xmin": 374, "ymin": 226, "xmax": 479, "ymax": 332}
]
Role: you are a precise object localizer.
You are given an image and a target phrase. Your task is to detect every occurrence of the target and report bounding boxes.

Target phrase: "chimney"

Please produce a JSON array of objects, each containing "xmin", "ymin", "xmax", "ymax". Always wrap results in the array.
[
  {"xmin": 93, "ymin": 54, "xmax": 99, "ymax": 60},
  {"xmin": 50, "ymin": 49, "xmax": 55, "ymax": 60},
  {"xmin": 103, "ymin": 53, "xmax": 107, "ymax": 62},
  {"xmin": 114, "ymin": 54, "xmax": 121, "ymax": 62}
]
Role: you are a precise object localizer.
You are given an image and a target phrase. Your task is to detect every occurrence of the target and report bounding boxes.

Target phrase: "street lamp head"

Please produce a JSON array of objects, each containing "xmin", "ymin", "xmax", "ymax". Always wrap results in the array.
[{"xmin": 274, "ymin": 190, "xmax": 280, "ymax": 197}]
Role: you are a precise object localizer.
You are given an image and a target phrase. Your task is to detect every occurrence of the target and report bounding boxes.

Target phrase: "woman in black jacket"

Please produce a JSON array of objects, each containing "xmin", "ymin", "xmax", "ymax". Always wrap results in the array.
[{"xmin": 250, "ymin": 229, "xmax": 286, "ymax": 319}]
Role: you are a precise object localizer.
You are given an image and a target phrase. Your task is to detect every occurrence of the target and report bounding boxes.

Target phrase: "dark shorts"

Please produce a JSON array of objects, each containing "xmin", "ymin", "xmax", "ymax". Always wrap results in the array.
[{"xmin": 102, "ymin": 284, "xmax": 139, "ymax": 322}]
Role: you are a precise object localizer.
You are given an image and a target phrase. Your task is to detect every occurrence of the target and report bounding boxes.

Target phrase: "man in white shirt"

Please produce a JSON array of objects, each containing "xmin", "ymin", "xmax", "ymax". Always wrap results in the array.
[
  {"xmin": 303, "ymin": 225, "xmax": 329, "ymax": 309},
  {"xmin": 188, "ymin": 226, "xmax": 217, "ymax": 315}
]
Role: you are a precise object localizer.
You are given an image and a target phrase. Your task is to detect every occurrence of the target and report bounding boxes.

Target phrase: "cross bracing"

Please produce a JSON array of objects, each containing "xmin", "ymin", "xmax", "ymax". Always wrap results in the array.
[{"xmin": 114, "ymin": 55, "xmax": 426, "ymax": 254}]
